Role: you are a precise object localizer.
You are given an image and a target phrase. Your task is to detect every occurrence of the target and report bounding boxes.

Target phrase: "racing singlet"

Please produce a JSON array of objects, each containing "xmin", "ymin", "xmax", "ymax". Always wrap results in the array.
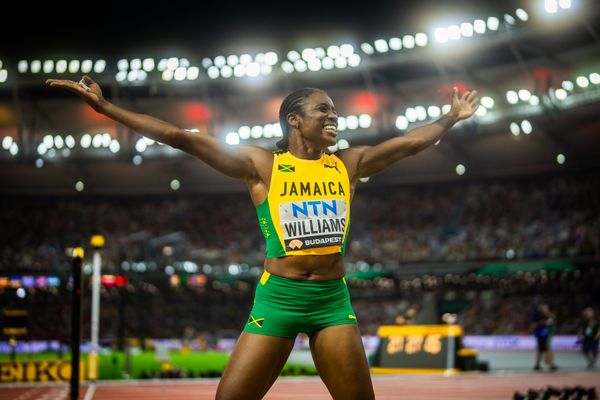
[{"xmin": 256, "ymin": 150, "xmax": 351, "ymax": 257}]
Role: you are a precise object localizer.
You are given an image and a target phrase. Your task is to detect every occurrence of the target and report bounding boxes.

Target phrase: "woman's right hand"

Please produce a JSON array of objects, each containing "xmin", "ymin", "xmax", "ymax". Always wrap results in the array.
[{"xmin": 46, "ymin": 75, "xmax": 105, "ymax": 111}]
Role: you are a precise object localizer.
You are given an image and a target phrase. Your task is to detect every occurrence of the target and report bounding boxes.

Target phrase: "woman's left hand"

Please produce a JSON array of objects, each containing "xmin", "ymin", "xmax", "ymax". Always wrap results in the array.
[{"xmin": 449, "ymin": 87, "xmax": 480, "ymax": 122}]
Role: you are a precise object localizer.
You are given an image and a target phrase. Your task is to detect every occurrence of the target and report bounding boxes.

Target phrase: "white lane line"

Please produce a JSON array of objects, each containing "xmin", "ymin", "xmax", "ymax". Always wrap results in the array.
[{"xmin": 83, "ymin": 383, "xmax": 96, "ymax": 400}]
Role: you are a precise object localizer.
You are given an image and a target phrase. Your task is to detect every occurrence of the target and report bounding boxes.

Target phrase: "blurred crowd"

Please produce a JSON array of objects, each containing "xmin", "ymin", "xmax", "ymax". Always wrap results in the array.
[{"xmin": 1, "ymin": 172, "xmax": 598, "ymax": 272}]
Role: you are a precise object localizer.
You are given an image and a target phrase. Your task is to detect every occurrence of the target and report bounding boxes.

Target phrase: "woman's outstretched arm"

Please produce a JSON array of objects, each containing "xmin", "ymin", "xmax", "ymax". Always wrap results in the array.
[
  {"xmin": 46, "ymin": 75, "xmax": 269, "ymax": 181},
  {"xmin": 339, "ymin": 87, "xmax": 479, "ymax": 179}
]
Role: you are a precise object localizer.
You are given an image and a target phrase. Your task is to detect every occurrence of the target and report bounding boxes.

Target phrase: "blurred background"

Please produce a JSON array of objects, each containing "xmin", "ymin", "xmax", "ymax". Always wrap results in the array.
[{"xmin": 0, "ymin": 0, "xmax": 599, "ymax": 383}]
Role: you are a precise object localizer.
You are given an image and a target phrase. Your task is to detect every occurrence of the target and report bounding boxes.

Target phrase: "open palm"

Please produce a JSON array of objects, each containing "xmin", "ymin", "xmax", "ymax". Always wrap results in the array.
[
  {"xmin": 450, "ymin": 87, "xmax": 480, "ymax": 122},
  {"xmin": 46, "ymin": 75, "xmax": 104, "ymax": 111}
]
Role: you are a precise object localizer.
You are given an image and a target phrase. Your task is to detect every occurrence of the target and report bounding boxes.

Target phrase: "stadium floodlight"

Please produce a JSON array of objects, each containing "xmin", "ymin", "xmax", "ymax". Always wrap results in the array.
[
  {"xmin": 447, "ymin": 25, "xmax": 461, "ymax": 40},
  {"xmin": 487, "ymin": 16, "xmax": 500, "ymax": 31},
  {"xmin": 427, "ymin": 105, "xmax": 441, "ymax": 118},
  {"xmin": 518, "ymin": 89, "xmax": 531, "ymax": 101},
  {"xmin": 170, "ymin": 179, "xmax": 180, "ymax": 191},
  {"xmin": 346, "ymin": 115, "xmax": 358, "ymax": 130},
  {"xmin": 545, "ymin": 0, "xmax": 558, "ymax": 13},
  {"xmin": 415, "ymin": 106, "xmax": 427, "ymax": 121},
  {"xmin": 37, "ymin": 142, "xmax": 48, "ymax": 155},
  {"xmin": 54, "ymin": 135, "xmax": 64, "ymax": 149},
  {"xmin": 174, "ymin": 67, "xmax": 187, "ymax": 81},
  {"xmin": 529, "ymin": 95, "xmax": 540, "ymax": 106},
  {"xmin": 8, "ymin": 143, "xmax": 18, "ymax": 156},
  {"xmin": 334, "ymin": 57, "xmax": 348, "ymax": 69},
  {"xmin": 442, "ymin": 104, "xmax": 451, "ymax": 113},
  {"xmin": 238, "ymin": 126, "xmax": 251, "ymax": 140},
  {"xmin": 261, "ymin": 64, "xmax": 273, "ymax": 75},
  {"xmin": 56, "ymin": 60, "xmax": 67, "ymax": 74},
  {"xmin": 263, "ymin": 124, "xmax": 274, "ymax": 138},
  {"xmin": 214, "ymin": 56, "xmax": 226, "ymax": 68},
  {"xmin": 504, "ymin": 13, "xmax": 516, "ymax": 25},
  {"xmin": 338, "ymin": 139, "xmax": 350, "ymax": 150},
  {"xmin": 434, "ymin": 27, "xmax": 449, "ymax": 43},
  {"xmin": 556, "ymin": 153, "xmax": 566, "ymax": 164},
  {"xmin": 43, "ymin": 60, "xmax": 54, "ymax": 74},
  {"xmin": 558, "ymin": 0, "xmax": 571, "ymax": 9},
  {"xmin": 281, "ymin": 61, "xmax": 294, "ymax": 73},
  {"xmin": 80, "ymin": 134, "xmax": 92, "ymax": 148},
  {"xmin": 116, "ymin": 70, "xmax": 127, "ymax": 82},
  {"xmin": 402, "ymin": 35, "xmax": 415, "ymax": 49},
  {"xmin": 186, "ymin": 66, "xmax": 199, "ymax": 80},
  {"xmin": 65, "ymin": 135, "xmax": 75, "ymax": 149},
  {"xmin": 101, "ymin": 133, "xmax": 112, "ymax": 148},
  {"xmin": 301, "ymin": 48, "xmax": 315, "ymax": 61},
  {"xmin": 127, "ymin": 70, "xmax": 138, "ymax": 82},
  {"xmin": 68, "ymin": 60, "xmax": 80, "ymax": 74},
  {"xmin": 294, "ymin": 60, "xmax": 307, "ymax": 72},
  {"xmin": 515, "ymin": 8, "xmax": 529, "ymax": 21},
  {"xmin": 506, "ymin": 90, "xmax": 519, "ymax": 104},
  {"xmin": 240, "ymin": 54, "xmax": 252, "ymax": 65},
  {"xmin": 340, "ymin": 44, "xmax": 354, "ymax": 57},
  {"xmin": 415, "ymin": 32, "xmax": 428, "ymax": 46},
  {"xmin": 396, "ymin": 115, "xmax": 409, "ymax": 130},
  {"xmin": 0, "ymin": 69, "xmax": 6, "ymax": 83},
  {"xmin": 360, "ymin": 43, "xmax": 374, "ymax": 55},
  {"xmin": 234, "ymin": 64, "xmax": 246, "ymax": 77},
  {"xmin": 92, "ymin": 134, "xmax": 103, "ymax": 148},
  {"xmin": 75, "ymin": 181, "xmax": 85, "ymax": 192},
  {"xmin": 322, "ymin": 57, "xmax": 335, "ymax": 70},
  {"xmin": 179, "ymin": 58, "xmax": 190, "ymax": 68},
  {"xmin": 207, "ymin": 66, "xmax": 219, "ymax": 79},
  {"xmin": 315, "ymin": 47, "xmax": 326, "ymax": 59},
  {"xmin": 374, "ymin": 39, "xmax": 389, "ymax": 53},
  {"xmin": 337, "ymin": 117, "xmax": 347, "ymax": 131},
  {"xmin": 274, "ymin": 124, "xmax": 283, "ymax": 137},
  {"xmin": 117, "ymin": 59, "xmax": 128, "ymax": 71},
  {"xmin": 561, "ymin": 80, "xmax": 574, "ymax": 90},
  {"xmin": 246, "ymin": 62, "xmax": 261, "ymax": 76},
  {"xmin": 219, "ymin": 65, "xmax": 232, "ymax": 78},
  {"xmin": 43, "ymin": 134, "xmax": 54, "ymax": 149},
  {"xmin": 94, "ymin": 59, "xmax": 106, "ymax": 73},
  {"xmin": 31, "ymin": 60, "xmax": 41, "ymax": 73},
  {"xmin": 265, "ymin": 52, "xmax": 278, "ymax": 65},
  {"xmin": 80, "ymin": 60, "xmax": 92, "ymax": 73},
  {"xmin": 201, "ymin": 58, "xmax": 212, "ymax": 69},
  {"xmin": 142, "ymin": 58, "xmax": 155, "ymax": 72},
  {"xmin": 135, "ymin": 138, "xmax": 147, "ymax": 153},
  {"xmin": 307, "ymin": 59, "xmax": 322, "ymax": 72},
  {"xmin": 109, "ymin": 139, "xmax": 120, "ymax": 153},
  {"xmin": 473, "ymin": 19, "xmax": 486, "ymax": 34},
  {"xmin": 455, "ymin": 164, "xmax": 465, "ymax": 175},
  {"xmin": 157, "ymin": 59, "xmax": 168, "ymax": 71},
  {"xmin": 576, "ymin": 75, "xmax": 589, "ymax": 88},
  {"xmin": 251, "ymin": 125, "xmax": 263, "ymax": 139},
  {"xmin": 405, "ymin": 107, "xmax": 417, "ymax": 122},
  {"xmin": 348, "ymin": 54, "xmax": 361, "ymax": 67},
  {"xmin": 160, "ymin": 69, "xmax": 174, "ymax": 81},
  {"xmin": 287, "ymin": 50, "xmax": 300, "ymax": 62},
  {"xmin": 552, "ymin": 88, "xmax": 566, "ymax": 99},
  {"xmin": 358, "ymin": 114, "xmax": 372, "ymax": 128},
  {"xmin": 590, "ymin": 73, "xmax": 600, "ymax": 85},
  {"xmin": 225, "ymin": 54, "xmax": 239, "ymax": 67},
  {"xmin": 481, "ymin": 96, "xmax": 494, "ymax": 108},
  {"xmin": 460, "ymin": 22, "xmax": 474, "ymax": 37},
  {"xmin": 225, "ymin": 132, "xmax": 240, "ymax": 145},
  {"xmin": 167, "ymin": 57, "xmax": 179, "ymax": 70},
  {"xmin": 521, "ymin": 120, "xmax": 532, "ymax": 134},
  {"xmin": 510, "ymin": 122, "xmax": 520, "ymax": 135},
  {"xmin": 36, "ymin": 158, "xmax": 44, "ymax": 168},
  {"xmin": 327, "ymin": 45, "xmax": 341, "ymax": 58},
  {"xmin": 18, "ymin": 60, "xmax": 28, "ymax": 73},
  {"xmin": 475, "ymin": 105, "xmax": 487, "ymax": 116},
  {"xmin": 130, "ymin": 58, "xmax": 142, "ymax": 70},
  {"xmin": 2, "ymin": 136, "xmax": 12, "ymax": 150},
  {"xmin": 389, "ymin": 37, "xmax": 402, "ymax": 51}
]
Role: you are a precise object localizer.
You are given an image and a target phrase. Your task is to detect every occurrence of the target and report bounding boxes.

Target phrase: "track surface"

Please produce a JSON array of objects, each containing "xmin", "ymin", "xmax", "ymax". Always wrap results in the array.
[{"xmin": 1, "ymin": 372, "xmax": 599, "ymax": 400}]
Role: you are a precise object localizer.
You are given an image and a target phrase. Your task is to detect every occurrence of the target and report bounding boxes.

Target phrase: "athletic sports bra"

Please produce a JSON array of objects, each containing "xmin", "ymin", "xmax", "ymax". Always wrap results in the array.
[{"xmin": 255, "ymin": 150, "xmax": 351, "ymax": 257}]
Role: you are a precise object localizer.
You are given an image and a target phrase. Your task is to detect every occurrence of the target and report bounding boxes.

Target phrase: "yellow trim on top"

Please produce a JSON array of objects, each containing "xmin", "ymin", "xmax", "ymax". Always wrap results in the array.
[
  {"xmin": 342, "ymin": 277, "xmax": 347, "ymax": 285},
  {"xmin": 260, "ymin": 271, "xmax": 271, "ymax": 285},
  {"xmin": 370, "ymin": 368, "xmax": 460, "ymax": 375},
  {"xmin": 377, "ymin": 324, "xmax": 463, "ymax": 337}
]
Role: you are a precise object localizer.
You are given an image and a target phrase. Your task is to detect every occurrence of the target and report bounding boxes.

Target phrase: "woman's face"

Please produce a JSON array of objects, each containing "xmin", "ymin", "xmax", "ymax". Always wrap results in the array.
[{"xmin": 293, "ymin": 91, "xmax": 338, "ymax": 148}]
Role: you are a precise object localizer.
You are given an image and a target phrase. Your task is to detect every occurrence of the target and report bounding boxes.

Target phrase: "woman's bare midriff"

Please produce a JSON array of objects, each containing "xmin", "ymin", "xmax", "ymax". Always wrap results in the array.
[{"xmin": 264, "ymin": 253, "xmax": 345, "ymax": 281}]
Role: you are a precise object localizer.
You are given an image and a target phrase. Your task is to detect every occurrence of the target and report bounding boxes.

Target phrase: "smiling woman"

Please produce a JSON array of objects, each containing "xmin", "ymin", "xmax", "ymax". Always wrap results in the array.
[{"xmin": 45, "ymin": 74, "xmax": 478, "ymax": 399}]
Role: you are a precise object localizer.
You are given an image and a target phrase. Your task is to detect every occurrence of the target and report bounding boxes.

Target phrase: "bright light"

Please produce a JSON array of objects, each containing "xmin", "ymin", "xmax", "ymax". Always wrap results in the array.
[
  {"xmin": 455, "ymin": 164, "xmax": 465, "ymax": 175},
  {"xmin": 576, "ymin": 76, "xmax": 589, "ymax": 88},
  {"xmin": 521, "ymin": 120, "xmax": 532, "ymax": 134},
  {"xmin": 43, "ymin": 60, "xmax": 54, "ymax": 73},
  {"xmin": 473, "ymin": 19, "xmax": 486, "ymax": 34},
  {"xmin": 92, "ymin": 134, "xmax": 102, "ymax": 148},
  {"xmin": 207, "ymin": 66, "xmax": 219, "ymax": 79},
  {"xmin": 133, "ymin": 155, "xmax": 143, "ymax": 165},
  {"xmin": 109, "ymin": 139, "xmax": 120, "ymax": 153},
  {"xmin": 0, "ymin": 69, "xmax": 6, "ymax": 83},
  {"xmin": 460, "ymin": 22, "xmax": 474, "ymax": 37},
  {"xmin": 374, "ymin": 39, "xmax": 389, "ymax": 53},
  {"xmin": 43, "ymin": 134, "xmax": 54, "ymax": 148},
  {"xmin": 556, "ymin": 153, "xmax": 566, "ymax": 164},
  {"xmin": 590, "ymin": 73, "xmax": 600, "ymax": 85},
  {"xmin": 251, "ymin": 125, "xmax": 263, "ymax": 139},
  {"xmin": 225, "ymin": 132, "xmax": 240, "ymax": 145},
  {"xmin": 130, "ymin": 58, "xmax": 142, "ymax": 70},
  {"xmin": 347, "ymin": 54, "xmax": 361, "ymax": 67},
  {"xmin": 37, "ymin": 143, "xmax": 47, "ymax": 155},
  {"xmin": 427, "ymin": 106, "xmax": 441, "ymax": 118},
  {"xmin": 17, "ymin": 288, "xmax": 26, "ymax": 298},
  {"xmin": 2, "ymin": 136, "xmax": 13, "ymax": 149},
  {"xmin": 402, "ymin": 35, "xmax": 415, "ymax": 49},
  {"xmin": 434, "ymin": 28, "xmax": 448, "ymax": 43},
  {"xmin": 65, "ymin": 135, "xmax": 75, "ymax": 148},
  {"xmin": 75, "ymin": 181, "xmax": 84, "ymax": 192},
  {"xmin": 487, "ymin": 16, "xmax": 500, "ymax": 31},
  {"xmin": 510, "ymin": 122, "xmax": 520, "ymax": 135},
  {"xmin": 54, "ymin": 135, "xmax": 64, "ymax": 149},
  {"xmin": 239, "ymin": 54, "xmax": 251, "ymax": 64},
  {"xmin": 405, "ymin": 107, "xmax": 417, "ymax": 122},
  {"xmin": 287, "ymin": 50, "xmax": 300, "ymax": 62},
  {"xmin": 334, "ymin": 57, "xmax": 347, "ymax": 69},
  {"xmin": 135, "ymin": 138, "xmax": 147, "ymax": 152},
  {"xmin": 389, "ymin": 38, "xmax": 402, "ymax": 51},
  {"xmin": 117, "ymin": 59, "xmax": 128, "ymax": 71},
  {"xmin": 506, "ymin": 90, "xmax": 519, "ymax": 104},
  {"xmin": 221, "ymin": 65, "xmax": 233, "ymax": 78},
  {"xmin": 518, "ymin": 89, "xmax": 531, "ymax": 101},
  {"xmin": 554, "ymin": 88, "xmax": 567, "ymax": 100},
  {"xmin": 18, "ymin": 60, "xmax": 28, "ymax": 73},
  {"xmin": 36, "ymin": 158, "xmax": 44, "ymax": 168},
  {"xmin": 529, "ymin": 95, "xmax": 540, "ymax": 106},
  {"xmin": 281, "ymin": 61, "xmax": 294, "ymax": 73},
  {"xmin": 415, "ymin": 106, "xmax": 427, "ymax": 121},
  {"xmin": 340, "ymin": 44, "xmax": 354, "ymax": 57},
  {"xmin": 80, "ymin": 60, "xmax": 92, "ymax": 73},
  {"xmin": 396, "ymin": 115, "xmax": 409, "ymax": 130},
  {"xmin": 475, "ymin": 106, "xmax": 487, "ymax": 116},
  {"xmin": 358, "ymin": 114, "xmax": 372, "ymax": 128},
  {"xmin": 68, "ymin": 60, "xmax": 80, "ymax": 73},
  {"xmin": 294, "ymin": 60, "xmax": 307, "ymax": 73},
  {"xmin": 127, "ymin": 70, "xmax": 137, "ymax": 82},
  {"xmin": 361, "ymin": 43, "xmax": 374, "ymax": 54},
  {"xmin": 170, "ymin": 179, "xmax": 180, "ymax": 191},
  {"xmin": 307, "ymin": 59, "xmax": 321, "ymax": 72},
  {"xmin": 558, "ymin": 0, "xmax": 571, "ymax": 9},
  {"xmin": 167, "ymin": 57, "xmax": 179, "ymax": 70},
  {"xmin": 415, "ymin": 33, "xmax": 428, "ymax": 46},
  {"xmin": 9, "ymin": 142, "xmax": 18, "ymax": 156},
  {"xmin": 265, "ymin": 52, "xmax": 278, "ymax": 65},
  {"xmin": 545, "ymin": 0, "xmax": 558, "ymax": 13},
  {"xmin": 80, "ymin": 134, "xmax": 92, "ymax": 148},
  {"xmin": 346, "ymin": 115, "xmax": 359, "ymax": 130},
  {"xmin": 337, "ymin": 117, "xmax": 347, "ymax": 131},
  {"xmin": 447, "ymin": 25, "xmax": 460, "ymax": 40},
  {"xmin": 561, "ymin": 80, "xmax": 574, "ymax": 91},
  {"xmin": 31, "ymin": 60, "xmax": 42, "ymax": 73},
  {"xmin": 94, "ymin": 60, "xmax": 106, "ymax": 73},
  {"xmin": 116, "ymin": 71, "xmax": 127, "ymax": 82},
  {"xmin": 481, "ymin": 96, "xmax": 494, "ymax": 108},
  {"xmin": 302, "ymin": 48, "xmax": 316, "ymax": 61},
  {"xmin": 515, "ymin": 8, "xmax": 529, "ymax": 21},
  {"xmin": 174, "ymin": 67, "xmax": 187, "ymax": 81},
  {"xmin": 442, "ymin": 104, "xmax": 451, "ymax": 114},
  {"xmin": 187, "ymin": 67, "xmax": 199, "ymax": 80},
  {"xmin": 338, "ymin": 139, "xmax": 350, "ymax": 149},
  {"xmin": 238, "ymin": 126, "xmax": 251, "ymax": 140},
  {"xmin": 504, "ymin": 14, "xmax": 516, "ymax": 25}
]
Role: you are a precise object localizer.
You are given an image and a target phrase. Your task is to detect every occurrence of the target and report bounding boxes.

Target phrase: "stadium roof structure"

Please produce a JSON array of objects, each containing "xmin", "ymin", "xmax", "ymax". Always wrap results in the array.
[{"xmin": 0, "ymin": 0, "xmax": 599, "ymax": 195}]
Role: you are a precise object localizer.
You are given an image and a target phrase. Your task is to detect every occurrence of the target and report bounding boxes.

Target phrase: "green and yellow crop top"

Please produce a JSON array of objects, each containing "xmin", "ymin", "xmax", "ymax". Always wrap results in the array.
[{"xmin": 256, "ymin": 150, "xmax": 351, "ymax": 257}]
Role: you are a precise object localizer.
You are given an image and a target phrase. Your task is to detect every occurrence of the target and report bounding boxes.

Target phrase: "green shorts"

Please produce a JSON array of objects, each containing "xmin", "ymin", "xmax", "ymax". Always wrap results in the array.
[{"xmin": 243, "ymin": 271, "xmax": 358, "ymax": 339}]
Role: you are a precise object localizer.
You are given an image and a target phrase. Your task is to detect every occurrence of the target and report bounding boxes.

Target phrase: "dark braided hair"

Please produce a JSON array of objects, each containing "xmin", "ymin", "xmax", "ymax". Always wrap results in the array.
[{"xmin": 276, "ymin": 88, "xmax": 326, "ymax": 150}]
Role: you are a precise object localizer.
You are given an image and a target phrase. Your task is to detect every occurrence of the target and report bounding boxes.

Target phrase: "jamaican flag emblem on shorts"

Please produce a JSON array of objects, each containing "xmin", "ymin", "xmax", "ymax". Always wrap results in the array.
[{"xmin": 278, "ymin": 164, "xmax": 295, "ymax": 173}]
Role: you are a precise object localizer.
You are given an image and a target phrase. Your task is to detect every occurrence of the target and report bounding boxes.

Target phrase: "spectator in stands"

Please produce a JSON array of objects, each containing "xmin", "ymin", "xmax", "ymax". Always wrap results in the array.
[{"xmin": 578, "ymin": 307, "xmax": 599, "ymax": 369}]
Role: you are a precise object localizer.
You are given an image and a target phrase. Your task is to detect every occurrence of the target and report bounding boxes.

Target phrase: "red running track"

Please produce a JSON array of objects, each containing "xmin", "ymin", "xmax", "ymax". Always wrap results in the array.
[{"xmin": 1, "ymin": 372, "xmax": 599, "ymax": 400}]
